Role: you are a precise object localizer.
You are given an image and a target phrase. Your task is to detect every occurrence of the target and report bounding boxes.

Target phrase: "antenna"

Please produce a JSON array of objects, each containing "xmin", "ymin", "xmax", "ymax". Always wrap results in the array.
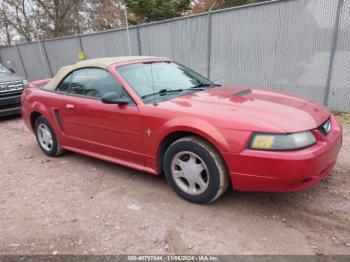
[{"xmin": 144, "ymin": 24, "xmax": 157, "ymax": 106}]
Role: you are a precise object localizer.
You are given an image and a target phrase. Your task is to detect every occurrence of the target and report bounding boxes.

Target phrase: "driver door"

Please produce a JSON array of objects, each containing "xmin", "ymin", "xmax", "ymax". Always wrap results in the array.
[{"xmin": 57, "ymin": 68, "xmax": 143, "ymax": 164}]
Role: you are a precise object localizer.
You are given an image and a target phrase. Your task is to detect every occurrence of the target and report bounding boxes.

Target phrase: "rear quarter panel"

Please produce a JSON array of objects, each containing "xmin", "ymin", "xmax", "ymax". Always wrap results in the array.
[{"xmin": 22, "ymin": 87, "xmax": 63, "ymax": 137}]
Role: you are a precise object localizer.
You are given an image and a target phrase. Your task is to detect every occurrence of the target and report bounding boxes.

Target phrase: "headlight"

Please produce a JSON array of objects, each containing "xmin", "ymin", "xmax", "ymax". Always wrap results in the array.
[
  {"xmin": 22, "ymin": 79, "xmax": 29, "ymax": 87},
  {"xmin": 249, "ymin": 131, "xmax": 316, "ymax": 151}
]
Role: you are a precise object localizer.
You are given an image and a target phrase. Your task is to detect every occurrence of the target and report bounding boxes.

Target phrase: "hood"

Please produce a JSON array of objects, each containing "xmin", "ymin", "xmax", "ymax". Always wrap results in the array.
[
  {"xmin": 159, "ymin": 86, "xmax": 330, "ymax": 133},
  {"xmin": 0, "ymin": 72, "xmax": 25, "ymax": 83}
]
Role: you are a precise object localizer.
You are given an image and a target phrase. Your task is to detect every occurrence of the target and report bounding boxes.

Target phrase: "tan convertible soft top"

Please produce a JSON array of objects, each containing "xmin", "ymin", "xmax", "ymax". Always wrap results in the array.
[{"xmin": 44, "ymin": 56, "xmax": 167, "ymax": 90}]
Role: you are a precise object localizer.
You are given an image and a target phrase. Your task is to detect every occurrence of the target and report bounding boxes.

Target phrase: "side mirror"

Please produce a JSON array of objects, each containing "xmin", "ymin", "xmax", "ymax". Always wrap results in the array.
[
  {"xmin": 9, "ymin": 68, "xmax": 15, "ymax": 73},
  {"xmin": 101, "ymin": 92, "xmax": 129, "ymax": 105}
]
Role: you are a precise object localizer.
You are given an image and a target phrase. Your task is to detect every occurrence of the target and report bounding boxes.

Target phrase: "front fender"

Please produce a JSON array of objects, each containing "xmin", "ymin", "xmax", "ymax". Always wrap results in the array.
[
  {"xmin": 143, "ymin": 116, "xmax": 253, "ymax": 174},
  {"xmin": 143, "ymin": 116, "xmax": 231, "ymax": 173},
  {"xmin": 157, "ymin": 116, "xmax": 231, "ymax": 153}
]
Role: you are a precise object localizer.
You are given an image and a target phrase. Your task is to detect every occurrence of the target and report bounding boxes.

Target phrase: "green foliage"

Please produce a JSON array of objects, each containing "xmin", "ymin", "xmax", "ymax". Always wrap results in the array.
[
  {"xmin": 124, "ymin": 0, "xmax": 191, "ymax": 23},
  {"xmin": 213, "ymin": 0, "xmax": 269, "ymax": 10},
  {"xmin": 216, "ymin": 0, "xmax": 251, "ymax": 9}
]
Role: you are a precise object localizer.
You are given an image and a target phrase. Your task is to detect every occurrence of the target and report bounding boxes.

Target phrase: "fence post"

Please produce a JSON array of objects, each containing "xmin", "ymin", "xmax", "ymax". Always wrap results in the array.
[
  {"xmin": 324, "ymin": 0, "xmax": 344, "ymax": 106},
  {"xmin": 207, "ymin": 11, "xmax": 213, "ymax": 79},
  {"xmin": 0, "ymin": 47, "xmax": 3, "ymax": 64},
  {"xmin": 16, "ymin": 44, "xmax": 28, "ymax": 79},
  {"xmin": 78, "ymin": 35, "xmax": 85, "ymax": 56},
  {"xmin": 137, "ymin": 25, "xmax": 142, "ymax": 56},
  {"xmin": 42, "ymin": 42, "xmax": 53, "ymax": 77}
]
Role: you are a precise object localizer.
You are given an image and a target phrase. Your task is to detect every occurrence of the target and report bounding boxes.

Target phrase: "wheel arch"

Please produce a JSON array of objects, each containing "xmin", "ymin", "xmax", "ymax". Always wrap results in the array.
[
  {"xmin": 28, "ymin": 101, "xmax": 53, "ymax": 131},
  {"xmin": 30, "ymin": 111, "xmax": 42, "ymax": 130},
  {"xmin": 156, "ymin": 123, "xmax": 230, "ymax": 174}
]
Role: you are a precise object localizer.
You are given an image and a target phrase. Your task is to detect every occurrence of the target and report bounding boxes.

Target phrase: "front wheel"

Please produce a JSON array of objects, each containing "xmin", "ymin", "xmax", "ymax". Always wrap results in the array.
[{"xmin": 163, "ymin": 136, "xmax": 229, "ymax": 204}]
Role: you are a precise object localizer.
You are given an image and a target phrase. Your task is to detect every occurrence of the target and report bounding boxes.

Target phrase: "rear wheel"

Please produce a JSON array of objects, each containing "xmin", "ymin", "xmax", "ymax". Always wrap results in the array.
[
  {"xmin": 163, "ymin": 136, "xmax": 229, "ymax": 204},
  {"xmin": 34, "ymin": 116, "xmax": 62, "ymax": 157}
]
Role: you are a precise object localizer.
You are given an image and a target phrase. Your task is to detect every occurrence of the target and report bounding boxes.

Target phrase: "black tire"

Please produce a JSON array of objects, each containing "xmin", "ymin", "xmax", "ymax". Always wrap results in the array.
[
  {"xmin": 163, "ymin": 136, "xmax": 229, "ymax": 204},
  {"xmin": 34, "ymin": 116, "xmax": 63, "ymax": 157}
]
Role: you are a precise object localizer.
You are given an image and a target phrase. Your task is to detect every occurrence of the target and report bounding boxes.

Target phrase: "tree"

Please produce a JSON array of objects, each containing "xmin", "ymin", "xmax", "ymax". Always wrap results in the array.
[
  {"xmin": 84, "ymin": 0, "xmax": 125, "ymax": 32},
  {"xmin": 0, "ymin": 0, "xmax": 36, "ymax": 43},
  {"xmin": 35, "ymin": 0, "xmax": 85, "ymax": 38},
  {"xmin": 191, "ymin": 0, "xmax": 270, "ymax": 14},
  {"xmin": 124, "ymin": 0, "xmax": 192, "ymax": 24},
  {"xmin": 0, "ymin": 0, "xmax": 85, "ymax": 44},
  {"xmin": 0, "ymin": 0, "xmax": 128, "ymax": 45},
  {"xmin": 0, "ymin": 19, "xmax": 13, "ymax": 46}
]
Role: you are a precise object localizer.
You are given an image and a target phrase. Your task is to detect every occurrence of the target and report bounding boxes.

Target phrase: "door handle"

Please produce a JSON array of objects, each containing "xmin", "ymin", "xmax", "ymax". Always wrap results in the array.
[{"xmin": 66, "ymin": 104, "xmax": 75, "ymax": 110}]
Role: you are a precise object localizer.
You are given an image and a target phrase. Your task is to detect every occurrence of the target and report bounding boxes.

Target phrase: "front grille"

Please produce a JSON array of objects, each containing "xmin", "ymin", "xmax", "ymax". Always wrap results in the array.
[
  {"xmin": 0, "ymin": 94, "xmax": 21, "ymax": 110},
  {"xmin": 0, "ymin": 81, "xmax": 24, "ymax": 93},
  {"xmin": 318, "ymin": 118, "xmax": 332, "ymax": 136}
]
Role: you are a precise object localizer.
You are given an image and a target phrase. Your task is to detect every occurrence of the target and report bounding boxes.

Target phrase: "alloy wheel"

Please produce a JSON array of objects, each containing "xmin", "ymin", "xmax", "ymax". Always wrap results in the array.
[{"xmin": 171, "ymin": 151, "xmax": 209, "ymax": 195}]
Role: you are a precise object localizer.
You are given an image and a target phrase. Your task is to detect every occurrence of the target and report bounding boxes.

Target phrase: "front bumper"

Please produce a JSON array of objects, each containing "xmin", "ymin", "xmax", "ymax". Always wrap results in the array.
[
  {"xmin": 0, "ymin": 91, "xmax": 22, "ymax": 117},
  {"xmin": 223, "ymin": 115, "xmax": 342, "ymax": 192}
]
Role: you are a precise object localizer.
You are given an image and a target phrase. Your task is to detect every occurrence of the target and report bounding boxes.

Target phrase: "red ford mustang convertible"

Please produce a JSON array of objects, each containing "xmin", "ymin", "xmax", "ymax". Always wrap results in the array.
[{"xmin": 21, "ymin": 56, "xmax": 342, "ymax": 203}]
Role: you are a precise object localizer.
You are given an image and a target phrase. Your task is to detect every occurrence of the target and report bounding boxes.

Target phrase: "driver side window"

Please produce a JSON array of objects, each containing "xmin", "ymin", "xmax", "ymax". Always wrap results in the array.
[
  {"xmin": 56, "ymin": 73, "xmax": 72, "ymax": 92},
  {"xmin": 56, "ymin": 68, "xmax": 131, "ymax": 102},
  {"xmin": 70, "ymin": 68, "xmax": 128, "ymax": 98}
]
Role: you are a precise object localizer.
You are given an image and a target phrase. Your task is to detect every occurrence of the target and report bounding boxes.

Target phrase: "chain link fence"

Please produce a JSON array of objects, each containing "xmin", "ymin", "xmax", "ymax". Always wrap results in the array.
[{"xmin": 0, "ymin": 0, "xmax": 348, "ymax": 112}]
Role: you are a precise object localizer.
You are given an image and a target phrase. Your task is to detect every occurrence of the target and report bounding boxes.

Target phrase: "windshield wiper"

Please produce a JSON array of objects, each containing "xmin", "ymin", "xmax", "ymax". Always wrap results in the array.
[
  {"xmin": 141, "ymin": 88, "xmax": 184, "ymax": 99},
  {"xmin": 141, "ymin": 85, "xmax": 216, "ymax": 99},
  {"xmin": 191, "ymin": 83, "xmax": 221, "ymax": 89}
]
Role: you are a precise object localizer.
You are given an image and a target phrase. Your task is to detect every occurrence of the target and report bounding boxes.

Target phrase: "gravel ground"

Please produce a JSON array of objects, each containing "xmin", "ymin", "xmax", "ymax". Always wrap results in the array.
[{"xmin": 0, "ymin": 114, "xmax": 349, "ymax": 255}]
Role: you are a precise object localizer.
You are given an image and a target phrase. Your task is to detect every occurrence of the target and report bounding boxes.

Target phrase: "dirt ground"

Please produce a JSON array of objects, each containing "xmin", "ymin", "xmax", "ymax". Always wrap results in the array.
[{"xmin": 0, "ymin": 114, "xmax": 349, "ymax": 255}]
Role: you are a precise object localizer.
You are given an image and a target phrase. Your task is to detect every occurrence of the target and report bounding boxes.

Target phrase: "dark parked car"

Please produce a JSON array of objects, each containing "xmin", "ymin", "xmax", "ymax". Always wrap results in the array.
[{"xmin": 0, "ymin": 63, "xmax": 27, "ymax": 116}]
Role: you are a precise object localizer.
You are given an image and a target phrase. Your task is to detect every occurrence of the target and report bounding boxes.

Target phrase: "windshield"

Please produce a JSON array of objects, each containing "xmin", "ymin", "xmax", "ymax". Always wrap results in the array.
[
  {"xmin": 0, "ymin": 63, "xmax": 11, "ymax": 74},
  {"xmin": 117, "ymin": 62, "xmax": 214, "ymax": 101}
]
